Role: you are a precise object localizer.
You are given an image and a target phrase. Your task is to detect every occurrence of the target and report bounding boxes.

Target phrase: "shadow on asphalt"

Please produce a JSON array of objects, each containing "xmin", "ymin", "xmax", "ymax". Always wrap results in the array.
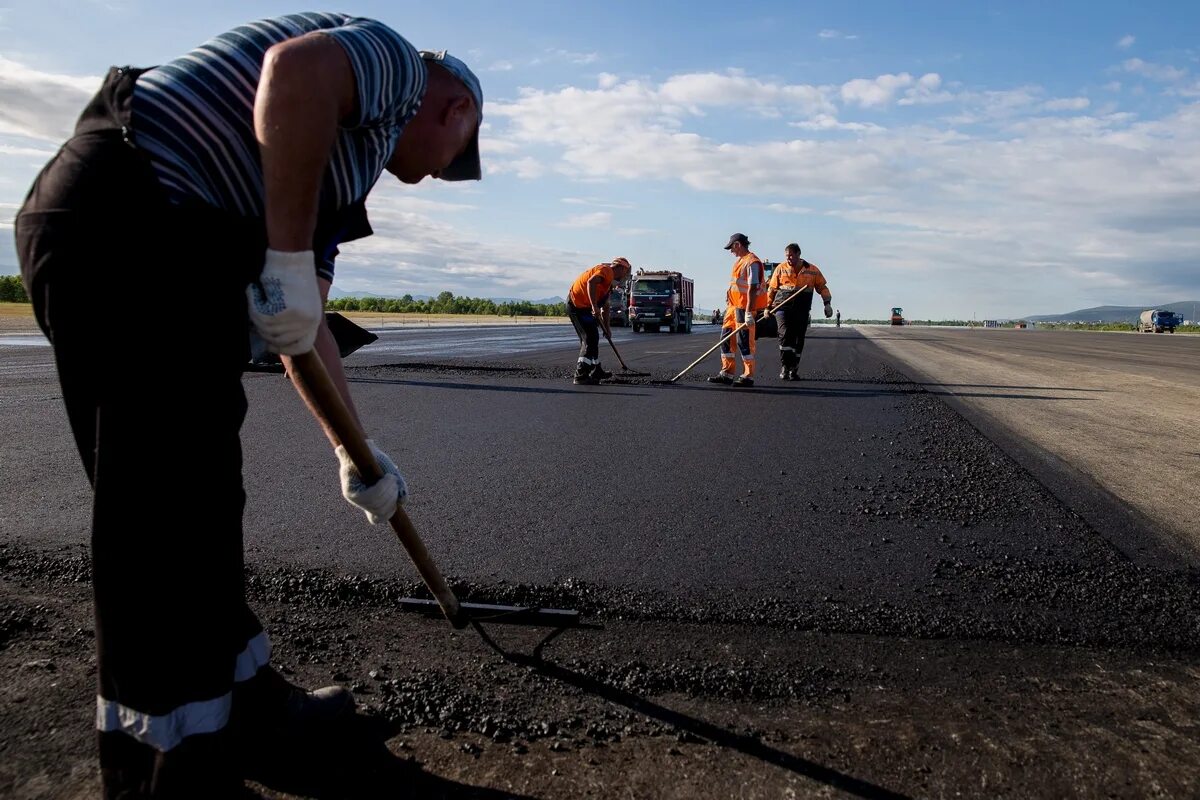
[
  {"xmin": 797, "ymin": 377, "xmax": 1107, "ymax": 392},
  {"xmin": 661, "ymin": 382, "xmax": 1088, "ymax": 402},
  {"xmin": 470, "ymin": 625, "xmax": 911, "ymax": 800},
  {"xmin": 348, "ymin": 376, "xmax": 649, "ymax": 397},
  {"xmin": 246, "ymin": 713, "xmax": 542, "ymax": 799}
]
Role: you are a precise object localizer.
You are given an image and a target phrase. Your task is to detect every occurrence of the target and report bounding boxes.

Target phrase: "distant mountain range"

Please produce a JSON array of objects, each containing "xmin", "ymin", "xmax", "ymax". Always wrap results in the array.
[{"xmin": 1023, "ymin": 301, "xmax": 1200, "ymax": 324}]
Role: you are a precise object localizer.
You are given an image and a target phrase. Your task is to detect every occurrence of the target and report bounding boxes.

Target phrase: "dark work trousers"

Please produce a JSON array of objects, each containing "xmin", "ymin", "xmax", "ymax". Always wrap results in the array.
[
  {"xmin": 567, "ymin": 303, "xmax": 601, "ymax": 375},
  {"xmin": 15, "ymin": 67, "xmax": 269, "ymax": 799},
  {"xmin": 774, "ymin": 289, "xmax": 813, "ymax": 371}
]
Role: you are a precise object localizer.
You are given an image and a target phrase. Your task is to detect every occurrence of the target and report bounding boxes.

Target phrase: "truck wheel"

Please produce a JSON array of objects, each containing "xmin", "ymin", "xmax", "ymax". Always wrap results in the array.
[{"xmin": 685, "ymin": 315, "xmax": 692, "ymax": 333}]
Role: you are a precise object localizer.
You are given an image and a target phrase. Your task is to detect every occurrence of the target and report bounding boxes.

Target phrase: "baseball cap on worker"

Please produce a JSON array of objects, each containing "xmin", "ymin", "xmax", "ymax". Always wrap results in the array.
[
  {"xmin": 419, "ymin": 49, "xmax": 483, "ymax": 181},
  {"xmin": 723, "ymin": 232, "xmax": 749, "ymax": 250},
  {"xmin": 610, "ymin": 257, "xmax": 632, "ymax": 271}
]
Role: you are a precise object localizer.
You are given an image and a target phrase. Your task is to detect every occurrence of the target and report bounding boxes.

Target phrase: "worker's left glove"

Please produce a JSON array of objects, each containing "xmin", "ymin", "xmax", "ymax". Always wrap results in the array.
[
  {"xmin": 823, "ymin": 302, "xmax": 833, "ymax": 318},
  {"xmin": 247, "ymin": 249, "xmax": 323, "ymax": 356},
  {"xmin": 336, "ymin": 439, "xmax": 409, "ymax": 524}
]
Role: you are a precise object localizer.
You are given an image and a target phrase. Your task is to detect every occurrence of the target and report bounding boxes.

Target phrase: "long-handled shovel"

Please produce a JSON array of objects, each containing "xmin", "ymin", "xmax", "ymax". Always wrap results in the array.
[
  {"xmin": 669, "ymin": 290, "xmax": 808, "ymax": 383},
  {"xmin": 291, "ymin": 349, "xmax": 580, "ymax": 629},
  {"xmin": 600, "ymin": 318, "xmax": 649, "ymax": 376}
]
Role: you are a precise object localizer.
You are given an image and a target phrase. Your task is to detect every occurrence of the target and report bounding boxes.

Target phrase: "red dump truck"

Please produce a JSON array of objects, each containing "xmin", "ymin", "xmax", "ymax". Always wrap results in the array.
[{"xmin": 629, "ymin": 270, "xmax": 695, "ymax": 333}]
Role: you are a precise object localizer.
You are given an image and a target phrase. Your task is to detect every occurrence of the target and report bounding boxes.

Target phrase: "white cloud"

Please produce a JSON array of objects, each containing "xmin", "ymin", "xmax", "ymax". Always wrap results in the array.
[
  {"xmin": 488, "ymin": 61, "xmax": 514, "ymax": 72},
  {"xmin": 818, "ymin": 29, "xmax": 858, "ymax": 40},
  {"xmin": 1103, "ymin": 81, "xmax": 1122, "ymax": 92},
  {"xmin": 556, "ymin": 211, "xmax": 612, "ymax": 228},
  {"xmin": 840, "ymin": 73, "xmax": 913, "ymax": 107},
  {"xmin": 0, "ymin": 143, "xmax": 58, "ymax": 158},
  {"xmin": 0, "ymin": 57, "xmax": 101, "ymax": 141},
  {"xmin": 760, "ymin": 203, "xmax": 814, "ymax": 214},
  {"xmin": 789, "ymin": 114, "xmax": 884, "ymax": 132},
  {"xmin": 1116, "ymin": 35, "xmax": 1135, "ymax": 50},
  {"xmin": 561, "ymin": 197, "xmax": 634, "ymax": 209},
  {"xmin": 659, "ymin": 71, "xmax": 833, "ymax": 116},
  {"xmin": 1042, "ymin": 97, "xmax": 1091, "ymax": 111},
  {"xmin": 1121, "ymin": 58, "xmax": 1187, "ymax": 82},
  {"xmin": 324, "ymin": 181, "xmax": 591, "ymax": 300},
  {"xmin": 899, "ymin": 73, "xmax": 955, "ymax": 106}
]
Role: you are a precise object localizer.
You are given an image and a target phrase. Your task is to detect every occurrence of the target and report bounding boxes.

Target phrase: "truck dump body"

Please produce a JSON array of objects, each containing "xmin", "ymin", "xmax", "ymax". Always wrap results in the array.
[{"xmin": 630, "ymin": 270, "xmax": 695, "ymax": 333}]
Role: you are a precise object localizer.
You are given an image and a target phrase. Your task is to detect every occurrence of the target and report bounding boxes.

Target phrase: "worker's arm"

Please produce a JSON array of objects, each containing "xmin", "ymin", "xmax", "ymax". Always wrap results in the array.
[
  {"xmin": 745, "ymin": 261, "xmax": 762, "ymax": 322},
  {"xmin": 280, "ymin": 279, "xmax": 408, "ymax": 523},
  {"xmin": 587, "ymin": 275, "xmax": 606, "ymax": 317},
  {"xmin": 814, "ymin": 269, "xmax": 833, "ymax": 316},
  {"xmin": 245, "ymin": 33, "xmax": 357, "ymax": 356},
  {"xmin": 766, "ymin": 267, "xmax": 779, "ymax": 309},
  {"xmin": 256, "ymin": 32, "xmax": 356, "ymax": 251}
]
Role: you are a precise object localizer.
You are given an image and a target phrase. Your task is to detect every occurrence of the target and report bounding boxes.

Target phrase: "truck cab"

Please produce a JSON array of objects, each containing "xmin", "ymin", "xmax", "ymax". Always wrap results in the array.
[{"xmin": 630, "ymin": 270, "xmax": 694, "ymax": 333}]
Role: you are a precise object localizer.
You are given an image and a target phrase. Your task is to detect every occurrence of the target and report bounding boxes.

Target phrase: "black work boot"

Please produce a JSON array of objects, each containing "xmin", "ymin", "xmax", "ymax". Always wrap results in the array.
[
  {"xmin": 780, "ymin": 365, "xmax": 788, "ymax": 379},
  {"xmin": 593, "ymin": 364, "xmax": 613, "ymax": 380},
  {"xmin": 732, "ymin": 375, "xmax": 755, "ymax": 388},
  {"xmin": 573, "ymin": 364, "xmax": 599, "ymax": 385},
  {"xmin": 707, "ymin": 372, "xmax": 734, "ymax": 385},
  {"xmin": 239, "ymin": 665, "xmax": 355, "ymax": 728}
]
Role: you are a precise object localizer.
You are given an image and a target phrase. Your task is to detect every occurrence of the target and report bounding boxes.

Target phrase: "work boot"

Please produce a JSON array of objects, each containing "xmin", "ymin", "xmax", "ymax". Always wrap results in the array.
[
  {"xmin": 780, "ymin": 366, "xmax": 788, "ymax": 380},
  {"xmin": 788, "ymin": 369, "xmax": 800, "ymax": 381},
  {"xmin": 573, "ymin": 373, "xmax": 600, "ymax": 385},
  {"xmin": 707, "ymin": 372, "xmax": 734, "ymax": 385},
  {"xmin": 237, "ymin": 665, "xmax": 355, "ymax": 729},
  {"xmin": 732, "ymin": 375, "xmax": 755, "ymax": 388},
  {"xmin": 593, "ymin": 365, "xmax": 613, "ymax": 380}
]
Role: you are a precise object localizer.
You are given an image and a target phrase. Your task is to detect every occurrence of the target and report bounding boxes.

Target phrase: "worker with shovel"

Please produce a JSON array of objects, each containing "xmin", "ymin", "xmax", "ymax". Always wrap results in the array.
[
  {"xmin": 15, "ymin": 13, "xmax": 482, "ymax": 797},
  {"xmin": 767, "ymin": 243, "xmax": 833, "ymax": 380},
  {"xmin": 708, "ymin": 233, "xmax": 769, "ymax": 387},
  {"xmin": 567, "ymin": 257, "xmax": 633, "ymax": 384}
]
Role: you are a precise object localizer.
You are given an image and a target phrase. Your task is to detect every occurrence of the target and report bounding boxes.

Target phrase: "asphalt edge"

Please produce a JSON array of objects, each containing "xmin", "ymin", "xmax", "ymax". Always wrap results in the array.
[{"xmin": 853, "ymin": 328, "xmax": 1199, "ymax": 571}]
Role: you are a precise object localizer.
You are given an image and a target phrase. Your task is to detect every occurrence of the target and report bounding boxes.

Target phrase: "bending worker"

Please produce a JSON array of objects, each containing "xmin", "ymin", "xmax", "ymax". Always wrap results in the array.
[
  {"xmin": 709, "ymin": 232, "xmax": 769, "ymax": 388},
  {"xmin": 568, "ymin": 257, "xmax": 633, "ymax": 384},
  {"xmin": 766, "ymin": 243, "xmax": 833, "ymax": 380},
  {"xmin": 15, "ymin": 12, "xmax": 483, "ymax": 797}
]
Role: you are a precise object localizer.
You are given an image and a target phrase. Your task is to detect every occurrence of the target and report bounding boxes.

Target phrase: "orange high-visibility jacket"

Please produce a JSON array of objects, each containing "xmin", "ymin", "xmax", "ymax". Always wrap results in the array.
[
  {"xmin": 568, "ymin": 264, "xmax": 615, "ymax": 309},
  {"xmin": 767, "ymin": 259, "xmax": 831, "ymax": 306},
  {"xmin": 726, "ymin": 252, "xmax": 770, "ymax": 311}
]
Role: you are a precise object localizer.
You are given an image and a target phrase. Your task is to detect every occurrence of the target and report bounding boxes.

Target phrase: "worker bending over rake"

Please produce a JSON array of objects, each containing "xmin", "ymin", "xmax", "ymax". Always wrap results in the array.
[
  {"xmin": 16, "ymin": 12, "xmax": 483, "ymax": 797},
  {"xmin": 567, "ymin": 257, "xmax": 633, "ymax": 384}
]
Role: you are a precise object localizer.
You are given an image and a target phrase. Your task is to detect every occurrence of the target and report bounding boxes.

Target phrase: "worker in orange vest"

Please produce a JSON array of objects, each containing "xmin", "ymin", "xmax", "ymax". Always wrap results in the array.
[
  {"xmin": 567, "ymin": 257, "xmax": 632, "ymax": 384},
  {"xmin": 766, "ymin": 243, "xmax": 833, "ymax": 380},
  {"xmin": 709, "ymin": 233, "xmax": 769, "ymax": 388}
]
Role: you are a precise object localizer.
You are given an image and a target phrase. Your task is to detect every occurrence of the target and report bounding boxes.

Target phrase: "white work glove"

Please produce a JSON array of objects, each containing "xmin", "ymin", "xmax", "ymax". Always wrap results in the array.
[
  {"xmin": 824, "ymin": 302, "xmax": 834, "ymax": 318},
  {"xmin": 336, "ymin": 439, "xmax": 408, "ymax": 524},
  {"xmin": 246, "ymin": 249, "xmax": 323, "ymax": 356}
]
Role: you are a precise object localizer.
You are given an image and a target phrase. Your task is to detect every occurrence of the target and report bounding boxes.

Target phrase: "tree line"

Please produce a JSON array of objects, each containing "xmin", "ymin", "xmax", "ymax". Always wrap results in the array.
[
  {"xmin": 327, "ymin": 291, "xmax": 566, "ymax": 317},
  {"xmin": 2, "ymin": 279, "xmax": 566, "ymax": 316},
  {"xmin": 0, "ymin": 275, "xmax": 29, "ymax": 302}
]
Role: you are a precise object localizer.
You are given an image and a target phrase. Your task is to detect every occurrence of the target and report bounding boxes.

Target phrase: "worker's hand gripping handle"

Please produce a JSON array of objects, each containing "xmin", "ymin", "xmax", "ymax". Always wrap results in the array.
[{"xmin": 291, "ymin": 350, "xmax": 467, "ymax": 629}]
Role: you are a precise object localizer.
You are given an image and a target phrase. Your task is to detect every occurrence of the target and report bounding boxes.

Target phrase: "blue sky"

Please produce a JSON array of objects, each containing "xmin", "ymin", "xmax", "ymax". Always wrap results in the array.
[{"xmin": 2, "ymin": 1, "xmax": 1198, "ymax": 318}]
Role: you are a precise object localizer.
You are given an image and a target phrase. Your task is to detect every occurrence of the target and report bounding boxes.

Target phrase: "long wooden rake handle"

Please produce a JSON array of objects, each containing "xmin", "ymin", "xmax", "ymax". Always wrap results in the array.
[
  {"xmin": 292, "ymin": 350, "xmax": 467, "ymax": 629},
  {"xmin": 669, "ymin": 289, "xmax": 809, "ymax": 383}
]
